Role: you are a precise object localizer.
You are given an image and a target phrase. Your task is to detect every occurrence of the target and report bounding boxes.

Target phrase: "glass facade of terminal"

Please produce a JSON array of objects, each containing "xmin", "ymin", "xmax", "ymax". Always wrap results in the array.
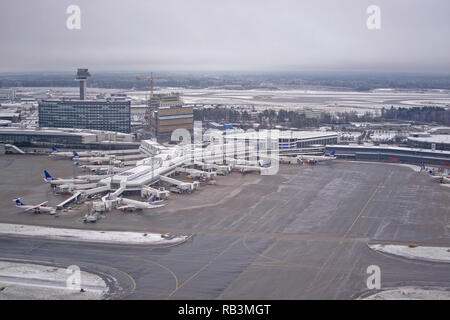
[
  {"xmin": 0, "ymin": 133, "xmax": 83, "ymax": 146},
  {"xmin": 325, "ymin": 146, "xmax": 450, "ymax": 166},
  {"xmin": 39, "ymin": 100, "xmax": 131, "ymax": 133}
]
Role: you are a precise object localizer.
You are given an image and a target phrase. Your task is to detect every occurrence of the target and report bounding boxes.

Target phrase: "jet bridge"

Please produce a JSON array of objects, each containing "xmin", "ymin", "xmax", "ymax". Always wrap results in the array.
[
  {"xmin": 175, "ymin": 167, "xmax": 216, "ymax": 179},
  {"xmin": 5, "ymin": 144, "xmax": 25, "ymax": 154},
  {"xmin": 141, "ymin": 185, "xmax": 169, "ymax": 199},
  {"xmin": 194, "ymin": 162, "xmax": 231, "ymax": 174},
  {"xmin": 80, "ymin": 185, "xmax": 111, "ymax": 197},
  {"xmin": 56, "ymin": 192, "xmax": 82, "ymax": 210},
  {"xmin": 159, "ymin": 175, "xmax": 197, "ymax": 191}
]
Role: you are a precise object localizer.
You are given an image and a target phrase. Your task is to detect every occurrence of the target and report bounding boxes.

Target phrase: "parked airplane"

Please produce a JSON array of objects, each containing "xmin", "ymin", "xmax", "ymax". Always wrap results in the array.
[
  {"xmin": 428, "ymin": 170, "xmax": 450, "ymax": 183},
  {"xmin": 297, "ymin": 151, "xmax": 336, "ymax": 164},
  {"xmin": 50, "ymin": 147, "xmax": 76, "ymax": 158},
  {"xmin": 50, "ymin": 147, "xmax": 92, "ymax": 159},
  {"xmin": 13, "ymin": 198, "xmax": 56, "ymax": 215},
  {"xmin": 44, "ymin": 170, "xmax": 88, "ymax": 185},
  {"xmin": 75, "ymin": 162, "xmax": 124, "ymax": 174},
  {"xmin": 117, "ymin": 196, "xmax": 165, "ymax": 212},
  {"xmin": 74, "ymin": 155, "xmax": 121, "ymax": 165}
]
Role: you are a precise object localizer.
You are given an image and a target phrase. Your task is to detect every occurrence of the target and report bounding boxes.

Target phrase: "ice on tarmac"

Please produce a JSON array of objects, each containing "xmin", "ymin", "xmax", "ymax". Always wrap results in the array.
[
  {"xmin": 0, "ymin": 261, "xmax": 107, "ymax": 300},
  {"xmin": 362, "ymin": 287, "xmax": 450, "ymax": 300},
  {"xmin": 370, "ymin": 244, "xmax": 450, "ymax": 263},
  {"xmin": 0, "ymin": 223, "xmax": 187, "ymax": 245}
]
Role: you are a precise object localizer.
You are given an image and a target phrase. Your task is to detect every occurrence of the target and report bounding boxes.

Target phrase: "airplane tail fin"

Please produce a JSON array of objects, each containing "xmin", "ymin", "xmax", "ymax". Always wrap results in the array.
[
  {"xmin": 330, "ymin": 150, "xmax": 336, "ymax": 157},
  {"xmin": 429, "ymin": 170, "xmax": 435, "ymax": 176},
  {"xmin": 51, "ymin": 146, "xmax": 58, "ymax": 153},
  {"xmin": 73, "ymin": 151, "xmax": 80, "ymax": 158},
  {"xmin": 149, "ymin": 195, "xmax": 157, "ymax": 204},
  {"xmin": 14, "ymin": 198, "xmax": 24, "ymax": 206},
  {"xmin": 44, "ymin": 170, "xmax": 55, "ymax": 181}
]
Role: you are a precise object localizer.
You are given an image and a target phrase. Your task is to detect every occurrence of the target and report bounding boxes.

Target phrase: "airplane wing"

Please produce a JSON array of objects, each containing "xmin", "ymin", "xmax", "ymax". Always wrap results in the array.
[
  {"xmin": 148, "ymin": 204, "xmax": 165, "ymax": 209},
  {"xmin": 117, "ymin": 205, "xmax": 137, "ymax": 211},
  {"xmin": 37, "ymin": 201, "xmax": 49, "ymax": 207}
]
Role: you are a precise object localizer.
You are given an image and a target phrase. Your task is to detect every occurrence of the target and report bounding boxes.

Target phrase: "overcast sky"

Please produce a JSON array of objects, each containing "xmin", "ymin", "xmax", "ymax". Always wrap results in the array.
[{"xmin": 0, "ymin": 0, "xmax": 449, "ymax": 73}]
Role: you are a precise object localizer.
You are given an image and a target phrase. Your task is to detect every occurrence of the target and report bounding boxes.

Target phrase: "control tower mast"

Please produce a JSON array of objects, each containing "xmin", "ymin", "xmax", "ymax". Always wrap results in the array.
[{"xmin": 75, "ymin": 68, "xmax": 91, "ymax": 100}]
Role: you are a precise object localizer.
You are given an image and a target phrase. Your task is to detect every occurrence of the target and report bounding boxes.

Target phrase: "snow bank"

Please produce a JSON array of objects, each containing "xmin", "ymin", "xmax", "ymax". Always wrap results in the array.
[
  {"xmin": 351, "ymin": 161, "xmax": 422, "ymax": 172},
  {"xmin": 370, "ymin": 244, "xmax": 450, "ymax": 263},
  {"xmin": 377, "ymin": 162, "xmax": 422, "ymax": 172},
  {"xmin": 0, "ymin": 261, "xmax": 107, "ymax": 300},
  {"xmin": 0, "ymin": 223, "xmax": 188, "ymax": 245},
  {"xmin": 362, "ymin": 287, "xmax": 450, "ymax": 300}
]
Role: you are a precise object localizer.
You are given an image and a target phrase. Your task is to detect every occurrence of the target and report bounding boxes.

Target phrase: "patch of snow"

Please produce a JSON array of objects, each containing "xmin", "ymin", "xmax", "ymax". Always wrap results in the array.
[
  {"xmin": 0, "ymin": 223, "xmax": 188, "ymax": 245},
  {"xmin": 362, "ymin": 287, "xmax": 450, "ymax": 300},
  {"xmin": 0, "ymin": 261, "xmax": 107, "ymax": 300},
  {"xmin": 370, "ymin": 244, "xmax": 450, "ymax": 263}
]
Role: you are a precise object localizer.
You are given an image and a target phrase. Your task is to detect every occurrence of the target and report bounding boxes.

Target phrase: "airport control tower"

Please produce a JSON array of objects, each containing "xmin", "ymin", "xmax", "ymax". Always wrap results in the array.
[{"xmin": 75, "ymin": 68, "xmax": 91, "ymax": 100}]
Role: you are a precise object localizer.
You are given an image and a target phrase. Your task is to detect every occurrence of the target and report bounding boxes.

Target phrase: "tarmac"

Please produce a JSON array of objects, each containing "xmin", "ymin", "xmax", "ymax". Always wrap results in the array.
[{"xmin": 0, "ymin": 154, "xmax": 449, "ymax": 299}]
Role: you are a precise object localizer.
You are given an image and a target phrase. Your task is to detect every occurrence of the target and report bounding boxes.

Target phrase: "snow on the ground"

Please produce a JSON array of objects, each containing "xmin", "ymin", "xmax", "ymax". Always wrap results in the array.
[
  {"xmin": 370, "ymin": 244, "xmax": 450, "ymax": 263},
  {"xmin": 353, "ymin": 161, "xmax": 422, "ymax": 172},
  {"xmin": 0, "ymin": 261, "xmax": 107, "ymax": 300},
  {"xmin": 379, "ymin": 162, "xmax": 422, "ymax": 172},
  {"xmin": 0, "ymin": 223, "xmax": 188, "ymax": 245},
  {"xmin": 362, "ymin": 287, "xmax": 450, "ymax": 300}
]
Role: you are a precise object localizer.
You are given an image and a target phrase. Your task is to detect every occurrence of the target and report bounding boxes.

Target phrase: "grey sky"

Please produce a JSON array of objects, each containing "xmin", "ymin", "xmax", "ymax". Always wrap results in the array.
[{"xmin": 0, "ymin": 0, "xmax": 449, "ymax": 73}]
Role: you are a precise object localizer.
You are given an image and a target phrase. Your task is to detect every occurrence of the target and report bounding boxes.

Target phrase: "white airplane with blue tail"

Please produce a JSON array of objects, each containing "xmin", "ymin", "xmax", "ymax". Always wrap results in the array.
[
  {"xmin": 44, "ymin": 170, "xmax": 88, "ymax": 185},
  {"xmin": 13, "ymin": 198, "xmax": 56, "ymax": 215}
]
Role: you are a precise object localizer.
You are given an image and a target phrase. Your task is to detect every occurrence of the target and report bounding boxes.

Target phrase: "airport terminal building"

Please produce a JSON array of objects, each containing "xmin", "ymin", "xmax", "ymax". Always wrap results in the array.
[
  {"xmin": 407, "ymin": 135, "xmax": 450, "ymax": 151},
  {"xmin": 39, "ymin": 99, "xmax": 131, "ymax": 133},
  {"xmin": 224, "ymin": 130, "xmax": 339, "ymax": 154},
  {"xmin": 325, "ymin": 144, "xmax": 450, "ymax": 166},
  {"xmin": 0, "ymin": 127, "xmax": 138, "ymax": 150}
]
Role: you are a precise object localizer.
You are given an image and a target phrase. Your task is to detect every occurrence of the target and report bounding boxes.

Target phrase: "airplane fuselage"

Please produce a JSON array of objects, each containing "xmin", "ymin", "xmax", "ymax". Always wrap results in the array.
[
  {"xmin": 46, "ymin": 178, "xmax": 88, "ymax": 185},
  {"xmin": 297, "ymin": 155, "xmax": 336, "ymax": 162}
]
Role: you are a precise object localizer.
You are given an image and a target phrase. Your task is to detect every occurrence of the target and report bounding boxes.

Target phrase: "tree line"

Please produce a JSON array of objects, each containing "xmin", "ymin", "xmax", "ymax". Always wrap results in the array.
[{"xmin": 194, "ymin": 106, "xmax": 450, "ymax": 128}]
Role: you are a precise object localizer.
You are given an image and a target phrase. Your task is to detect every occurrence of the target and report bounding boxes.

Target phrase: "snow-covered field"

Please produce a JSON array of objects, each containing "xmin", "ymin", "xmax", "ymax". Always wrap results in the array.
[
  {"xmin": 370, "ymin": 244, "xmax": 450, "ymax": 263},
  {"xmin": 362, "ymin": 287, "xmax": 450, "ymax": 300},
  {"xmin": 0, "ymin": 261, "xmax": 107, "ymax": 300},
  {"xmin": 0, "ymin": 223, "xmax": 188, "ymax": 245}
]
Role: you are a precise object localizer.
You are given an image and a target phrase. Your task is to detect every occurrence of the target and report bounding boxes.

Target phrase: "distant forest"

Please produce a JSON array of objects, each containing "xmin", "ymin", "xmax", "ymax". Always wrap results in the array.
[
  {"xmin": 194, "ymin": 106, "xmax": 450, "ymax": 128},
  {"xmin": 2, "ymin": 72, "xmax": 450, "ymax": 90}
]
